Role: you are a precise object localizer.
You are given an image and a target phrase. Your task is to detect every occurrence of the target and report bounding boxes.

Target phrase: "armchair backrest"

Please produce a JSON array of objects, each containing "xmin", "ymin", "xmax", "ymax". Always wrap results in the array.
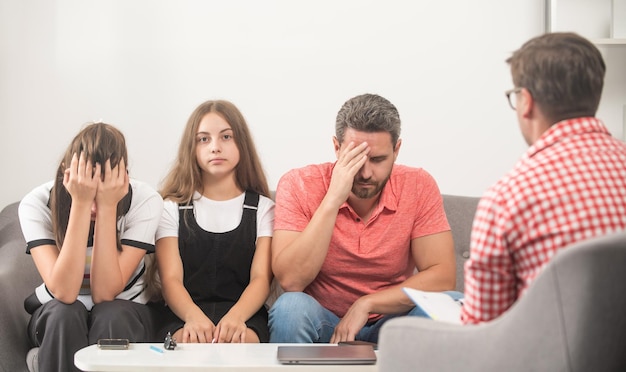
[
  {"xmin": 547, "ymin": 230, "xmax": 626, "ymax": 370},
  {"xmin": 378, "ymin": 231, "xmax": 626, "ymax": 372}
]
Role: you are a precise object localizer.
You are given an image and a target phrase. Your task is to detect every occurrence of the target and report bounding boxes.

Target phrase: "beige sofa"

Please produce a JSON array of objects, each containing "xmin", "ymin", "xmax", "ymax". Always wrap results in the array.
[{"xmin": 0, "ymin": 194, "xmax": 479, "ymax": 371}]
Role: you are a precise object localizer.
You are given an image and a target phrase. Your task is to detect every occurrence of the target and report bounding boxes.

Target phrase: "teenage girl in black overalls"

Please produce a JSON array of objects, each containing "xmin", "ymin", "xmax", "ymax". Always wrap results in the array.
[{"xmin": 153, "ymin": 100, "xmax": 274, "ymax": 343}]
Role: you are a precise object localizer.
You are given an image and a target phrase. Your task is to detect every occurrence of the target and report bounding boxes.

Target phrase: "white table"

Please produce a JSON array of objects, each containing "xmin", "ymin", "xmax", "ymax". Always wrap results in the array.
[{"xmin": 74, "ymin": 343, "xmax": 378, "ymax": 371}]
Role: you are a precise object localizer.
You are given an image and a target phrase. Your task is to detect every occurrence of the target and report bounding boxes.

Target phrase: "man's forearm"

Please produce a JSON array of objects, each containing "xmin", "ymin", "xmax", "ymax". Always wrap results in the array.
[{"xmin": 361, "ymin": 265, "xmax": 456, "ymax": 315}]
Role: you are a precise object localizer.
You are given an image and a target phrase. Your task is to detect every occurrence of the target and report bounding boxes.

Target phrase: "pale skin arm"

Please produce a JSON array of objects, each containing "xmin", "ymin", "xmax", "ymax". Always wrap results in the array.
[
  {"xmin": 156, "ymin": 236, "xmax": 216, "ymax": 343},
  {"xmin": 213, "ymin": 236, "xmax": 273, "ymax": 343},
  {"xmin": 30, "ymin": 152, "xmax": 99, "ymax": 303},
  {"xmin": 330, "ymin": 231, "xmax": 456, "ymax": 343},
  {"xmin": 89, "ymin": 158, "xmax": 147, "ymax": 303},
  {"xmin": 272, "ymin": 142, "xmax": 370, "ymax": 291}
]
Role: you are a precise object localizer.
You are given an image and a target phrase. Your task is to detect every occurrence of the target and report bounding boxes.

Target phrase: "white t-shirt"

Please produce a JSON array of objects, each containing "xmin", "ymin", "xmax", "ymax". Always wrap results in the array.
[
  {"xmin": 156, "ymin": 191, "xmax": 274, "ymax": 240},
  {"xmin": 18, "ymin": 179, "xmax": 163, "ymax": 310}
]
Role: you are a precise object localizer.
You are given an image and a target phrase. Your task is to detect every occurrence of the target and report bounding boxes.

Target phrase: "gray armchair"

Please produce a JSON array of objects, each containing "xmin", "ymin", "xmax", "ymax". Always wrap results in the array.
[{"xmin": 378, "ymin": 231, "xmax": 626, "ymax": 372}]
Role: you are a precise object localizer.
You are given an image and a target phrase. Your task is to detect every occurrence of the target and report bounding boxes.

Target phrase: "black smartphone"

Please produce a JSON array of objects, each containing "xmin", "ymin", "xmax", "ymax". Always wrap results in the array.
[{"xmin": 97, "ymin": 338, "xmax": 129, "ymax": 350}]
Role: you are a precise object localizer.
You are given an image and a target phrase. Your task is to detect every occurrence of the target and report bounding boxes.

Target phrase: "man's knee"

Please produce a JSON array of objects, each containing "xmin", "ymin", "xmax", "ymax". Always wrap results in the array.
[
  {"xmin": 270, "ymin": 292, "xmax": 317, "ymax": 317},
  {"xmin": 269, "ymin": 292, "xmax": 336, "ymax": 343}
]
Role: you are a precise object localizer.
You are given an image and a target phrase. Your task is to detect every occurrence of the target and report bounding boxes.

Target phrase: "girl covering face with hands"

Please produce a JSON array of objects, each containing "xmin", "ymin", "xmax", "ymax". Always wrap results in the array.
[{"xmin": 18, "ymin": 123, "xmax": 163, "ymax": 372}]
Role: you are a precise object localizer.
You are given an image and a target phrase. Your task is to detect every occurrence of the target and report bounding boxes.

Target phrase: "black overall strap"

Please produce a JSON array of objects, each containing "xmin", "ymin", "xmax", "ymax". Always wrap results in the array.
[{"xmin": 243, "ymin": 191, "xmax": 260, "ymax": 211}]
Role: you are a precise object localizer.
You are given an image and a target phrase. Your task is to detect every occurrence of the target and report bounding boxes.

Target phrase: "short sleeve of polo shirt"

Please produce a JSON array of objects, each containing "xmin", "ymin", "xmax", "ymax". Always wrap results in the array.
[
  {"xmin": 407, "ymin": 168, "xmax": 450, "ymax": 240},
  {"xmin": 118, "ymin": 180, "xmax": 163, "ymax": 252},
  {"xmin": 274, "ymin": 165, "xmax": 329, "ymax": 232},
  {"xmin": 19, "ymin": 181, "xmax": 56, "ymax": 253}
]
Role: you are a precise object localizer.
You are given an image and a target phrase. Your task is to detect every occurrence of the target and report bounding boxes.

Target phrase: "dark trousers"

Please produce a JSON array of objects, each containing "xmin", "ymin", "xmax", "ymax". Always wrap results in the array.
[{"xmin": 28, "ymin": 299, "xmax": 155, "ymax": 372}]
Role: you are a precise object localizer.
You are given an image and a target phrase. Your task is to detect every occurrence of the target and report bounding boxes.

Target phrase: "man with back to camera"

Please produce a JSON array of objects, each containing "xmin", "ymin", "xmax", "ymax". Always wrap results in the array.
[
  {"xmin": 461, "ymin": 32, "xmax": 626, "ymax": 324},
  {"xmin": 269, "ymin": 93, "xmax": 457, "ymax": 343}
]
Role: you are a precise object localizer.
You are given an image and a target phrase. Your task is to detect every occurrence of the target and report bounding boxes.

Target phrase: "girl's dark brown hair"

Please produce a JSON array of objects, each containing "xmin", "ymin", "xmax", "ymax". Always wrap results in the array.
[{"xmin": 50, "ymin": 123, "xmax": 130, "ymax": 251}]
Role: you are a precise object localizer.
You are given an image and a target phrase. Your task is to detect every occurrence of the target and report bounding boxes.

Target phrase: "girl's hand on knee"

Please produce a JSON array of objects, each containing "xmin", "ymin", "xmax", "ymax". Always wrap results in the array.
[
  {"xmin": 214, "ymin": 314, "xmax": 247, "ymax": 343},
  {"xmin": 181, "ymin": 317, "xmax": 215, "ymax": 343}
]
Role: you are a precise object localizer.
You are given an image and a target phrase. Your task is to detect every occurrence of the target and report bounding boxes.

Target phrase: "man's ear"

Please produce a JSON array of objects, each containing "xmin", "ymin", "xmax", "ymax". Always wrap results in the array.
[
  {"xmin": 333, "ymin": 136, "xmax": 341, "ymax": 157},
  {"xmin": 520, "ymin": 88, "xmax": 534, "ymax": 119},
  {"xmin": 393, "ymin": 138, "xmax": 402, "ymax": 161}
]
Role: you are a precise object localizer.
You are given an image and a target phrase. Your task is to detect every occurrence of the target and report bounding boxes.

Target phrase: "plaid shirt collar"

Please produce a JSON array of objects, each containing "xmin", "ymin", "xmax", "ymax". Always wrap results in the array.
[{"xmin": 525, "ymin": 117, "xmax": 611, "ymax": 159}]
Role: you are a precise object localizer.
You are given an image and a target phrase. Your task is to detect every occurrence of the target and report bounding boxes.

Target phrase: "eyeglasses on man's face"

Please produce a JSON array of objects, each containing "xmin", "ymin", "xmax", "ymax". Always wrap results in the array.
[{"xmin": 505, "ymin": 87, "xmax": 523, "ymax": 110}]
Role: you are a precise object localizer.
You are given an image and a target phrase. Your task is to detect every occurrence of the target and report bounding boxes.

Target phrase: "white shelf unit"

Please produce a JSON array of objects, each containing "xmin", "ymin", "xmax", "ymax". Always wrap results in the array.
[
  {"xmin": 545, "ymin": 0, "xmax": 626, "ymax": 44},
  {"xmin": 593, "ymin": 38, "xmax": 626, "ymax": 45},
  {"xmin": 545, "ymin": 0, "xmax": 626, "ymax": 141}
]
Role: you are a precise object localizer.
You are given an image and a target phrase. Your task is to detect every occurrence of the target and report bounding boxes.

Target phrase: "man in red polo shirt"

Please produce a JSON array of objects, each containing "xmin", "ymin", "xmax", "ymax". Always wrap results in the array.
[{"xmin": 269, "ymin": 93, "xmax": 456, "ymax": 343}]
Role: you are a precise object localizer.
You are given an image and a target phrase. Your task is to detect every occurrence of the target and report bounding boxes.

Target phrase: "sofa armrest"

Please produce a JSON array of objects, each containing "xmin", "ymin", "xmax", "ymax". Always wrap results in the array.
[{"xmin": 0, "ymin": 202, "xmax": 41, "ymax": 372}]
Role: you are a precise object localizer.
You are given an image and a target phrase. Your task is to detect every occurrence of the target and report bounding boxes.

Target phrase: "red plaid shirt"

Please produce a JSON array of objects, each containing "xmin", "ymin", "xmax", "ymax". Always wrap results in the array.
[{"xmin": 461, "ymin": 117, "xmax": 626, "ymax": 324}]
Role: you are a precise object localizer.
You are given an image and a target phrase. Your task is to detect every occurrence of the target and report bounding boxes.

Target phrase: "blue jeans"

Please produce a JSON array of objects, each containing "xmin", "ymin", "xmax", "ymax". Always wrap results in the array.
[{"xmin": 268, "ymin": 291, "xmax": 464, "ymax": 343}]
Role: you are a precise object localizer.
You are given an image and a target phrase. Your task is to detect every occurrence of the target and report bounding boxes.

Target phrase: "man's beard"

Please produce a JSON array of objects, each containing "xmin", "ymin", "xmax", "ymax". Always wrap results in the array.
[{"xmin": 351, "ymin": 175, "xmax": 390, "ymax": 199}]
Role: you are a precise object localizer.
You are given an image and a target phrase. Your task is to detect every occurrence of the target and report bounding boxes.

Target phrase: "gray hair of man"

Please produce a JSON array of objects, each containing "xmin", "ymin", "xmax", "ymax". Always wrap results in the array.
[{"xmin": 335, "ymin": 93, "xmax": 401, "ymax": 148}]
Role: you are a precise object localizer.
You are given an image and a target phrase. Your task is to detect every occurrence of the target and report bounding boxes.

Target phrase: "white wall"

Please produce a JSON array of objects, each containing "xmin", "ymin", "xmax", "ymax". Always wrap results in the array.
[{"xmin": 1, "ymin": 0, "xmax": 624, "ymax": 210}]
